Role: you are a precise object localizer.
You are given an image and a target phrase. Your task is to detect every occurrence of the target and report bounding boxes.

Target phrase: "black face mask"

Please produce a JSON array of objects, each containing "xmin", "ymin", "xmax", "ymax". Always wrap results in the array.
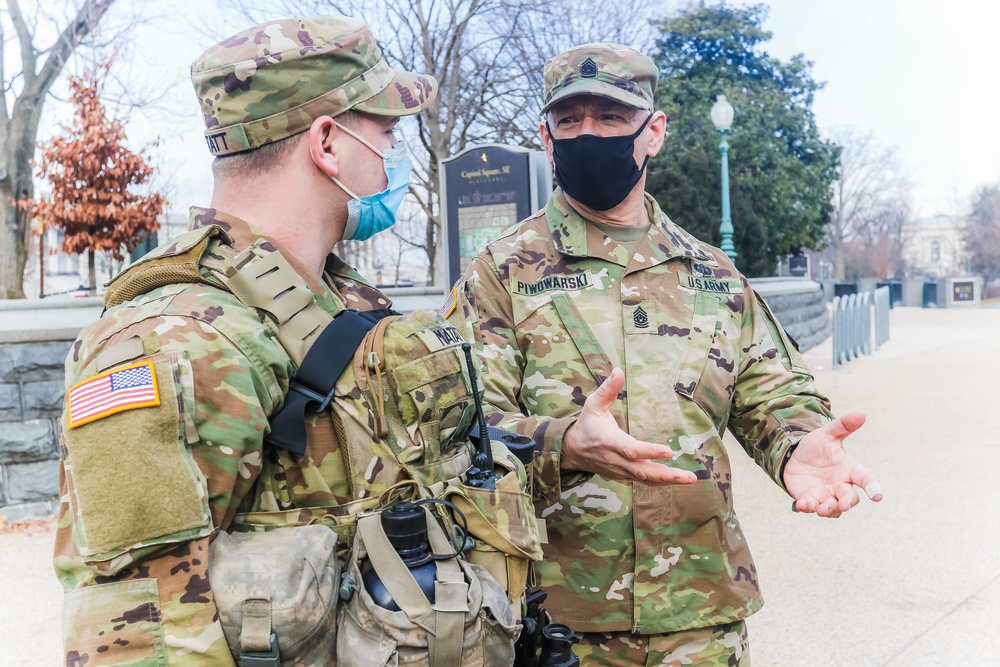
[{"xmin": 547, "ymin": 113, "xmax": 653, "ymax": 211}]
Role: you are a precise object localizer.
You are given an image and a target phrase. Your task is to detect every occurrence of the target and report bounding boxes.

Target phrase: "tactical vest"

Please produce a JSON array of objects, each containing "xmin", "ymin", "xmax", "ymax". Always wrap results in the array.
[{"xmin": 104, "ymin": 224, "xmax": 543, "ymax": 666}]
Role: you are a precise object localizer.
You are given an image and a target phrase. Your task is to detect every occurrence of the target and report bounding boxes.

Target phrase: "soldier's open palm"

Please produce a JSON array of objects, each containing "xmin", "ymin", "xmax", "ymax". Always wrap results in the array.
[
  {"xmin": 561, "ymin": 368, "xmax": 698, "ymax": 485},
  {"xmin": 784, "ymin": 411, "xmax": 884, "ymax": 518}
]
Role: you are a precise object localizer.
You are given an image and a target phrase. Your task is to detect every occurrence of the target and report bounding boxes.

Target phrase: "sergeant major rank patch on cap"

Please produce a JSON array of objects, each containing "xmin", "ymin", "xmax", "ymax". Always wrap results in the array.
[
  {"xmin": 580, "ymin": 57, "xmax": 598, "ymax": 78},
  {"xmin": 67, "ymin": 361, "xmax": 160, "ymax": 429}
]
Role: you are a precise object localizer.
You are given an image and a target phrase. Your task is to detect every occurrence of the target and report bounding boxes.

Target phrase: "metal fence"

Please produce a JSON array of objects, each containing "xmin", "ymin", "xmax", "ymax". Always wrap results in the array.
[
  {"xmin": 832, "ymin": 286, "xmax": 891, "ymax": 369},
  {"xmin": 873, "ymin": 285, "xmax": 891, "ymax": 348}
]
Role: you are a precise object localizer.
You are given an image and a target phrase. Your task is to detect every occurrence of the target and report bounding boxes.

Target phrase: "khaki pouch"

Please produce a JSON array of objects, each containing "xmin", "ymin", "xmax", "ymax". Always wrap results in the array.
[
  {"xmin": 437, "ymin": 443, "xmax": 543, "ymax": 603},
  {"xmin": 209, "ymin": 524, "xmax": 340, "ymax": 666},
  {"xmin": 337, "ymin": 508, "xmax": 518, "ymax": 667}
]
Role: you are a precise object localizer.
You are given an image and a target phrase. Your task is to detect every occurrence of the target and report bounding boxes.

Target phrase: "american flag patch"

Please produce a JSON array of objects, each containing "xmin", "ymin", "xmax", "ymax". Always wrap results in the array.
[{"xmin": 67, "ymin": 361, "xmax": 160, "ymax": 429}]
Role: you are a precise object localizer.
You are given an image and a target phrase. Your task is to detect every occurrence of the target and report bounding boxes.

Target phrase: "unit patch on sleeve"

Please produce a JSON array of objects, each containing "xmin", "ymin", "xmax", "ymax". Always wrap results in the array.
[
  {"xmin": 67, "ymin": 360, "xmax": 161, "ymax": 429},
  {"xmin": 439, "ymin": 287, "xmax": 458, "ymax": 319}
]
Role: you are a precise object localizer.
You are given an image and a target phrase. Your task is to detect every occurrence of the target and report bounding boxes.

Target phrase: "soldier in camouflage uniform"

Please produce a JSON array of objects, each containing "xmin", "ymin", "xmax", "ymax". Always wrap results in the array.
[
  {"xmin": 447, "ymin": 43, "xmax": 885, "ymax": 666},
  {"xmin": 54, "ymin": 16, "xmax": 441, "ymax": 665}
]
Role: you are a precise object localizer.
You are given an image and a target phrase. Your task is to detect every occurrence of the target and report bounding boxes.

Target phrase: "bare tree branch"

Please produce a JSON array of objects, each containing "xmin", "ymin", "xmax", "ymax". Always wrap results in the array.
[
  {"xmin": 827, "ymin": 126, "xmax": 912, "ymax": 279},
  {"xmin": 18, "ymin": 0, "xmax": 114, "ymax": 107}
]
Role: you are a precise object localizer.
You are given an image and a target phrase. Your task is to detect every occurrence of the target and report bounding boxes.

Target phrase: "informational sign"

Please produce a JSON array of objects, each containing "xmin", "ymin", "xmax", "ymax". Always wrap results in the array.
[
  {"xmin": 788, "ymin": 255, "xmax": 809, "ymax": 278},
  {"xmin": 440, "ymin": 144, "xmax": 551, "ymax": 288},
  {"xmin": 945, "ymin": 276, "xmax": 982, "ymax": 307},
  {"xmin": 952, "ymin": 280, "xmax": 974, "ymax": 302}
]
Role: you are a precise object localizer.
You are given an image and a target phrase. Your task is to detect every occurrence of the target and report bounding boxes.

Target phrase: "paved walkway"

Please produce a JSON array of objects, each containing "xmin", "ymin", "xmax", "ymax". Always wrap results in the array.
[
  {"xmin": 2, "ymin": 306, "xmax": 998, "ymax": 666},
  {"xmin": 732, "ymin": 306, "xmax": 1000, "ymax": 666}
]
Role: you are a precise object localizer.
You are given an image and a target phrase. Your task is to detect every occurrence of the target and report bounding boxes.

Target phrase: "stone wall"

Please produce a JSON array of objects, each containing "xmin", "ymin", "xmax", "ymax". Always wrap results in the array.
[
  {"xmin": 0, "ymin": 340, "xmax": 70, "ymax": 522},
  {"xmin": 749, "ymin": 278, "xmax": 831, "ymax": 353},
  {"xmin": 0, "ymin": 284, "xmax": 830, "ymax": 523}
]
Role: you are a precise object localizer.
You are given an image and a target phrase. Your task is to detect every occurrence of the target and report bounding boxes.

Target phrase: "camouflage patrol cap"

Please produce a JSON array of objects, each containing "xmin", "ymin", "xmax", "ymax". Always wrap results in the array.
[
  {"xmin": 191, "ymin": 15, "xmax": 438, "ymax": 156},
  {"xmin": 541, "ymin": 43, "xmax": 657, "ymax": 114}
]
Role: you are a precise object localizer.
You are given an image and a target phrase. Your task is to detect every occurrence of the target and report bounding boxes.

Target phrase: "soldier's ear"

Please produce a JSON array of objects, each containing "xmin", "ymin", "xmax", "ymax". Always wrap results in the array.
[
  {"xmin": 645, "ymin": 110, "xmax": 668, "ymax": 157},
  {"xmin": 308, "ymin": 116, "xmax": 341, "ymax": 178},
  {"xmin": 539, "ymin": 118, "xmax": 555, "ymax": 166}
]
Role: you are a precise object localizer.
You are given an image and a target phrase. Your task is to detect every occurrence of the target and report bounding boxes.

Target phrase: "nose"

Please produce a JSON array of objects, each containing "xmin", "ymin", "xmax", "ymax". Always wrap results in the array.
[{"xmin": 579, "ymin": 116, "xmax": 599, "ymax": 136}]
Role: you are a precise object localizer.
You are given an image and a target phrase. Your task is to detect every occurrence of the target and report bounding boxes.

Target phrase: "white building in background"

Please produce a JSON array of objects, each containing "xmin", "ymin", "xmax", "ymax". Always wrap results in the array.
[{"xmin": 903, "ymin": 215, "xmax": 971, "ymax": 278}]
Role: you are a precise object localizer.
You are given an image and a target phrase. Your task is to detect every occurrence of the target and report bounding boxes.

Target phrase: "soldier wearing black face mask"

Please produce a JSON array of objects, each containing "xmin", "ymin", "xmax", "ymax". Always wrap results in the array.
[{"xmin": 448, "ymin": 42, "xmax": 883, "ymax": 667}]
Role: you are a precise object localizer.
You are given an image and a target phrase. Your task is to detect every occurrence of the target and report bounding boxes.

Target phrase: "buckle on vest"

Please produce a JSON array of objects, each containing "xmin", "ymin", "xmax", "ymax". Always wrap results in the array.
[
  {"xmin": 240, "ymin": 633, "xmax": 280, "ymax": 666},
  {"xmin": 288, "ymin": 378, "xmax": 335, "ymax": 413}
]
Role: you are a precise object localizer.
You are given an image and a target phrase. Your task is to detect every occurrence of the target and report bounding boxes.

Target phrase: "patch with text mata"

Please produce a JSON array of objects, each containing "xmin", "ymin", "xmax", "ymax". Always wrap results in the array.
[
  {"xmin": 68, "ymin": 360, "xmax": 160, "ymax": 428},
  {"xmin": 513, "ymin": 271, "xmax": 593, "ymax": 296},
  {"xmin": 414, "ymin": 324, "xmax": 466, "ymax": 352},
  {"xmin": 677, "ymin": 271, "xmax": 743, "ymax": 294}
]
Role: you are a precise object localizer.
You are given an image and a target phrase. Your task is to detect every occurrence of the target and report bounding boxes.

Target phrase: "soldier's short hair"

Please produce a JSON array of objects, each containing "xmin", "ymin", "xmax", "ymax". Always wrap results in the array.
[{"xmin": 212, "ymin": 110, "xmax": 362, "ymax": 181}]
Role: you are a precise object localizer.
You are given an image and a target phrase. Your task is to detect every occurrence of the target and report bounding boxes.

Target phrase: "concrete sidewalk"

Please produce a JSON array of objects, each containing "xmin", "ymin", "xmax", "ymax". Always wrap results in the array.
[
  {"xmin": 1, "ymin": 306, "xmax": 997, "ymax": 666},
  {"xmin": 731, "ymin": 306, "xmax": 1000, "ymax": 666}
]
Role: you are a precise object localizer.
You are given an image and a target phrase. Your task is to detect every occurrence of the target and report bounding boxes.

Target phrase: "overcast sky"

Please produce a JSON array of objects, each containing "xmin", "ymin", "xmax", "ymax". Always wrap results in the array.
[{"xmin": 43, "ymin": 0, "xmax": 1000, "ymax": 223}]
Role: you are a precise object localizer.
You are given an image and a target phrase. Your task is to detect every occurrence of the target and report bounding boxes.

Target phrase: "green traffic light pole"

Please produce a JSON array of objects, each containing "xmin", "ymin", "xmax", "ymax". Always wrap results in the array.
[{"xmin": 711, "ymin": 95, "xmax": 737, "ymax": 262}]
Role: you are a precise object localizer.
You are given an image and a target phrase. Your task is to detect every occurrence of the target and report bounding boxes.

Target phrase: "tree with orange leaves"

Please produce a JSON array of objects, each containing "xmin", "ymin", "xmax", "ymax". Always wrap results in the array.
[{"xmin": 22, "ymin": 60, "xmax": 166, "ymax": 295}]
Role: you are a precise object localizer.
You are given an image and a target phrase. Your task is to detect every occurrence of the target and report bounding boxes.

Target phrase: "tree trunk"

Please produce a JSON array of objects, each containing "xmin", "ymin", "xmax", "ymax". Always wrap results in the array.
[
  {"xmin": 835, "ymin": 244, "xmax": 846, "ymax": 281},
  {"xmin": 425, "ymin": 218, "xmax": 437, "ymax": 285},
  {"xmin": 0, "ymin": 131, "xmax": 37, "ymax": 299},
  {"xmin": 88, "ymin": 250, "xmax": 97, "ymax": 296},
  {"xmin": 0, "ymin": 187, "xmax": 29, "ymax": 299},
  {"xmin": 0, "ymin": 0, "xmax": 117, "ymax": 299}
]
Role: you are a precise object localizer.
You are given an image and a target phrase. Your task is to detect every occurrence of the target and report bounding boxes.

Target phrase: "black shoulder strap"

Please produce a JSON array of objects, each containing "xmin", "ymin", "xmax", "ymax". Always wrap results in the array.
[{"xmin": 265, "ymin": 308, "xmax": 398, "ymax": 455}]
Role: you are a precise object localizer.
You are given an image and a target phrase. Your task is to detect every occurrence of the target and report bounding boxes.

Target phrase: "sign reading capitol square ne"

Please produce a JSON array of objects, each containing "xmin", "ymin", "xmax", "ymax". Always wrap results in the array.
[{"xmin": 441, "ymin": 144, "xmax": 551, "ymax": 288}]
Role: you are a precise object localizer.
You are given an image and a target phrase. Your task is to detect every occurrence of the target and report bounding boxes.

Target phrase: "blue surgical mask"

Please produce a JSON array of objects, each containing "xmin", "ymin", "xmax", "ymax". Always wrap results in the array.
[{"xmin": 330, "ymin": 123, "xmax": 411, "ymax": 242}]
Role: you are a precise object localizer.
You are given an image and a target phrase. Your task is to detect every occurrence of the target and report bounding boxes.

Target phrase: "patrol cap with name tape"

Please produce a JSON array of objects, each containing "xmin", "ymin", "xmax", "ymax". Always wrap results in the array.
[
  {"xmin": 191, "ymin": 15, "xmax": 438, "ymax": 156},
  {"xmin": 541, "ymin": 43, "xmax": 657, "ymax": 114}
]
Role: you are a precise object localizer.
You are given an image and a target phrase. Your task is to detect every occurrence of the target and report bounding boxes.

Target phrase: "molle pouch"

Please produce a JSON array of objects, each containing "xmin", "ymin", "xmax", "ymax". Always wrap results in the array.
[
  {"xmin": 438, "ymin": 441, "xmax": 544, "ymax": 605},
  {"xmin": 209, "ymin": 524, "xmax": 341, "ymax": 667},
  {"xmin": 337, "ymin": 507, "xmax": 518, "ymax": 667},
  {"xmin": 344, "ymin": 310, "xmax": 480, "ymax": 497}
]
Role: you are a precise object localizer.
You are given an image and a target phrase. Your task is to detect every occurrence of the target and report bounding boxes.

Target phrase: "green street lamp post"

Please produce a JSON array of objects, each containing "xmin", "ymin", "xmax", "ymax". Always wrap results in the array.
[{"xmin": 711, "ymin": 94, "xmax": 737, "ymax": 262}]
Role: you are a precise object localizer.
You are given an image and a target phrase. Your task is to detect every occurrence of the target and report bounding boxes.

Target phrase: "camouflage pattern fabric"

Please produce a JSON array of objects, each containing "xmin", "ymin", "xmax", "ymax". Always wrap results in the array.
[
  {"xmin": 449, "ymin": 188, "xmax": 834, "ymax": 636},
  {"xmin": 55, "ymin": 208, "xmax": 400, "ymax": 666},
  {"xmin": 575, "ymin": 621, "xmax": 749, "ymax": 666},
  {"xmin": 209, "ymin": 524, "xmax": 341, "ymax": 665},
  {"xmin": 191, "ymin": 15, "xmax": 438, "ymax": 156},
  {"xmin": 541, "ymin": 43, "xmax": 658, "ymax": 113}
]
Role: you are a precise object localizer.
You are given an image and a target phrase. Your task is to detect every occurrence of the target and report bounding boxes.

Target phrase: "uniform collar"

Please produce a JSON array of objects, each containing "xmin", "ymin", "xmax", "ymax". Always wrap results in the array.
[
  {"xmin": 187, "ymin": 206, "xmax": 381, "ymax": 312},
  {"xmin": 544, "ymin": 189, "xmax": 716, "ymax": 269}
]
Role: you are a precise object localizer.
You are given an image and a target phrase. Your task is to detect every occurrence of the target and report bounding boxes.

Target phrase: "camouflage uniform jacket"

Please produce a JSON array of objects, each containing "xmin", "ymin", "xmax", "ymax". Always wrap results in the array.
[
  {"xmin": 54, "ymin": 207, "xmax": 396, "ymax": 666},
  {"xmin": 450, "ymin": 189, "xmax": 834, "ymax": 635}
]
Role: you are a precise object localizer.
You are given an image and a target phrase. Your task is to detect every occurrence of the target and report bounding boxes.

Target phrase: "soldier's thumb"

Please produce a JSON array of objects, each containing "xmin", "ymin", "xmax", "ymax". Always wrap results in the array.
[{"xmin": 587, "ymin": 368, "xmax": 625, "ymax": 414}]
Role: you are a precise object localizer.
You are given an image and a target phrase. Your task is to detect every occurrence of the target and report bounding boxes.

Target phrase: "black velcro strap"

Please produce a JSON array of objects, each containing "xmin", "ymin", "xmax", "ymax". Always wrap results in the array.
[{"xmin": 265, "ymin": 308, "xmax": 394, "ymax": 455}]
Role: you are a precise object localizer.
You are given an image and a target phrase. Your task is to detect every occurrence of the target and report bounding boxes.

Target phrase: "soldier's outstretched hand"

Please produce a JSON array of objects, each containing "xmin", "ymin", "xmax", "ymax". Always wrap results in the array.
[
  {"xmin": 561, "ymin": 368, "xmax": 698, "ymax": 485},
  {"xmin": 784, "ymin": 411, "xmax": 884, "ymax": 518}
]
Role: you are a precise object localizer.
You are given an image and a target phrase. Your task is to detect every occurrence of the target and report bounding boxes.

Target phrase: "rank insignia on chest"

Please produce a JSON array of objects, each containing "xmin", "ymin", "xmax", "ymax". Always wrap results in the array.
[
  {"xmin": 626, "ymin": 300, "xmax": 658, "ymax": 334},
  {"xmin": 67, "ymin": 360, "xmax": 161, "ymax": 428},
  {"xmin": 678, "ymin": 271, "xmax": 743, "ymax": 294}
]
